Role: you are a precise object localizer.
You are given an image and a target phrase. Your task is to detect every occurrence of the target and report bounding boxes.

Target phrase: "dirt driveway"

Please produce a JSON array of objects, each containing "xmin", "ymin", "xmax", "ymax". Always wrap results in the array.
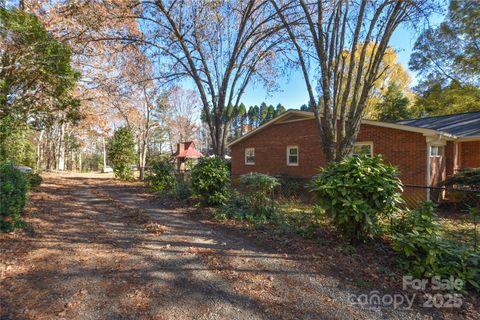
[{"xmin": 0, "ymin": 173, "xmax": 472, "ymax": 319}]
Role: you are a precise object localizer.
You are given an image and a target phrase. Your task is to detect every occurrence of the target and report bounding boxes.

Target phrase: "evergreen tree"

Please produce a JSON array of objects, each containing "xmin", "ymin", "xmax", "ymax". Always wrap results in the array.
[
  {"xmin": 0, "ymin": 7, "xmax": 80, "ymax": 160},
  {"xmin": 413, "ymin": 80, "xmax": 480, "ymax": 116},
  {"xmin": 375, "ymin": 83, "xmax": 412, "ymax": 121},
  {"xmin": 266, "ymin": 104, "xmax": 276, "ymax": 121},
  {"xmin": 108, "ymin": 127, "xmax": 136, "ymax": 180},
  {"xmin": 237, "ymin": 103, "xmax": 247, "ymax": 135},
  {"xmin": 247, "ymin": 105, "xmax": 258, "ymax": 127},
  {"xmin": 300, "ymin": 104, "xmax": 309, "ymax": 111},
  {"xmin": 259, "ymin": 102, "xmax": 268, "ymax": 125},
  {"xmin": 275, "ymin": 103, "xmax": 286, "ymax": 116}
]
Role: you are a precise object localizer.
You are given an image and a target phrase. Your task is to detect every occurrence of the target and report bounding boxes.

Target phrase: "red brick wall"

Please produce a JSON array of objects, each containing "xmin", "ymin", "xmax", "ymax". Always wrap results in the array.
[
  {"xmin": 231, "ymin": 119, "xmax": 428, "ymax": 185},
  {"xmin": 461, "ymin": 141, "xmax": 480, "ymax": 168},
  {"xmin": 445, "ymin": 141, "xmax": 455, "ymax": 176}
]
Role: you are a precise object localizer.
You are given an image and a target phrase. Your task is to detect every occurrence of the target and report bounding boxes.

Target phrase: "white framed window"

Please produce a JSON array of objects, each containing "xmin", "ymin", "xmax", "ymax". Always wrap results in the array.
[
  {"xmin": 430, "ymin": 146, "xmax": 444, "ymax": 157},
  {"xmin": 287, "ymin": 146, "xmax": 299, "ymax": 166},
  {"xmin": 352, "ymin": 142, "xmax": 373, "ymax": 157},
  {"xmin": 245, "ymin": 148, "xmax": 255, "ymax": 165}
]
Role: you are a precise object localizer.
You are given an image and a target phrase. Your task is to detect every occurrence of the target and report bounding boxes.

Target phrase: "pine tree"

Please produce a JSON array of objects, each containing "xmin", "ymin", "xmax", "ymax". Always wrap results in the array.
[{"xmin": 375, "ymin": 83, "xmax": 412, "ymax": 121}]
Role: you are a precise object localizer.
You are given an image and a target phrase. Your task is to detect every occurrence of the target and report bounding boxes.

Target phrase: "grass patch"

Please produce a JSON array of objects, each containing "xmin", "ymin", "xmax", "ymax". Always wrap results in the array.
[{"xmin": 439, "ymin": 213, "xmax": 477, "ymax": 248}]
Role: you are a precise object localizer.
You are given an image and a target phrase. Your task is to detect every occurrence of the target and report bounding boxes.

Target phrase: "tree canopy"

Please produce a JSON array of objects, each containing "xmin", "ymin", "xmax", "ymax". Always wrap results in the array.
[
  {"xmin": 0, "ymin": 7, "xmax": 80, "ymax": 129},
  {"xmin": 374, "ymin": 83, "xmax": 412, "ymax": 122},
  {"xmin": 272, "ymin": 0, "xmax": 435, "ymax": 161},
  {"xmin": 409, "ymin": 0, "xmax": 479, "ymax": 116},
  {"xmin": 410, "ymin": 0, "xmax": 479, "ymax": 86}
]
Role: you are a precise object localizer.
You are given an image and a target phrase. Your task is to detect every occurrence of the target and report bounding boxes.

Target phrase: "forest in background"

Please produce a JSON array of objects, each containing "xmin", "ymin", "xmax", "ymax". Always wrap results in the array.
[{"xmin": 1, "ymin": 0, "xmax": 478, "ymax": 173}]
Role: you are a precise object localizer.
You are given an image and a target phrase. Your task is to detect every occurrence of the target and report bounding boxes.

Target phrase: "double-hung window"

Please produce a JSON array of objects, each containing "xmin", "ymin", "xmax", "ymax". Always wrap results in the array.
[
  {"xmin": 352, "ymin": 142, "xmax": 373, "ymax": 157},
  {"xmin": 287, "ymin": 146, "xmax": 299, "ymax": 166},
  {"xmin": 430, "ymin": 146, "xmax": 444, "ymax": 157},
  {"xmin": 245, "ymin": 148, "xmax": 255, "ymax": 165}
]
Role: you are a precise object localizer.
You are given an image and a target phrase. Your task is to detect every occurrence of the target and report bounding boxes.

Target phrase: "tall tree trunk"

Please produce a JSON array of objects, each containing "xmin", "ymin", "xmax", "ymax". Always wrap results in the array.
[
  {"xmin": 139, "ymin": 139, "xmax": 147, "ymax": 181},
  {"xmin": 57, "ymin": 122, "xmax": 65, "ymax": 171},
  {"xmin": 36, "ymin": 130, "xmax": 44, "ymax": 170},
  {"xmin": 102, "ymin": 136, "xmax": 107, "ymax": 171}
]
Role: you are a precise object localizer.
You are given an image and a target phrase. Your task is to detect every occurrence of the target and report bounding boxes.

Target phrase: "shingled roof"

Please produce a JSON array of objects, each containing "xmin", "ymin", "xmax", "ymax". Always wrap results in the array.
[
  {"xmin": 396, "ymin": 111, "xmax": 480, "ymax": 138},
  {"xmin": 174, "ymin": 141, "xmax": 203, "ymax": 158}
]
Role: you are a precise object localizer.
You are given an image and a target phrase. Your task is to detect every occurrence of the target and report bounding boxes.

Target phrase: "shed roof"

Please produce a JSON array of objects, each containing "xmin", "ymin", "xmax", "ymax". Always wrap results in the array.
[
  {"xmin": 174, "ymin": 141, "xmax": 203, "ymax": 158},
  {"xmin": 395, "ymin": 111, "xmax": 480, "ymax": 138}
]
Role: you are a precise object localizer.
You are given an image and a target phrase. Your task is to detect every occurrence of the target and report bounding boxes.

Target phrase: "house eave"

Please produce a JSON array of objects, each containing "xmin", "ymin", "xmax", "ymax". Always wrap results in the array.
[
  {"xmin": 228, "ymin": 110, "xmax": 456, "ymax": 148},
  {"xmin": 227, "ymin": 110, "xmax": 313, "ymax": 148},
  {"xmin": 456, "ymin": 136, "xmax": 480, "ymax": 142}
]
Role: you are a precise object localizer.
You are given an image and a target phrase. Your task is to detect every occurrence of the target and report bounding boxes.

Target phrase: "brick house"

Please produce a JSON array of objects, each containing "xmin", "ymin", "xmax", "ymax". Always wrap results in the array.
[{"xmin": 228, "ymin": 110, "xmax": 480, "ymax": 190}]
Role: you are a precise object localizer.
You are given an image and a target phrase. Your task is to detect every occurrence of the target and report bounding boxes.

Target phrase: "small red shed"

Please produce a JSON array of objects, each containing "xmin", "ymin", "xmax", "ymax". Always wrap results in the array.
[{"xmin": 174, "ymin": 141, "xmax": 203, "ymax": 172}]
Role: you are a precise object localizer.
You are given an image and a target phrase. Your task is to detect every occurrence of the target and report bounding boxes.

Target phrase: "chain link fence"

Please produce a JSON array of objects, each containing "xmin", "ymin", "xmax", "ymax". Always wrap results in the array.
[{"xmin": 230, "ymin": 173, "xmax": 480, "ymax": 250}]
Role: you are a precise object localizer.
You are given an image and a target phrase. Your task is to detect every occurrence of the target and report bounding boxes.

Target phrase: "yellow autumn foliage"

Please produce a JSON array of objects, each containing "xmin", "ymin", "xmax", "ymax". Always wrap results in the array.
[{"xmin": 339, "ymin": 43, "xmax": 413, "ymax": 119}]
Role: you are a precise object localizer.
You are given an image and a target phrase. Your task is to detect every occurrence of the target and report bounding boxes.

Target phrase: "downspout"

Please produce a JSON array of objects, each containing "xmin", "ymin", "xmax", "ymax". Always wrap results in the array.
[{"xmin": 426, "ymin": 143, "xmax": 431, "ymax": 201}]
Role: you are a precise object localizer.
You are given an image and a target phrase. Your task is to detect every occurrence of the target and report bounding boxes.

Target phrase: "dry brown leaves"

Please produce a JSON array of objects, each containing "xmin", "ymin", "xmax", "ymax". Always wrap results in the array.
[{"xmin": 89, "ymin": 187, "xmax": 166, "ymax": 236}]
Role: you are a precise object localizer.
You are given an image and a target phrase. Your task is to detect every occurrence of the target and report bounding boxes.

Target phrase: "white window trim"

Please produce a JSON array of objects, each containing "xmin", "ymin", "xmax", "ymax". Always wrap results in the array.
[
  {"xmin": 353, "ymin": 142, "xmax": 374, "ymax": 157},
  {"xmin": 430, "ymin": 145, "xmax": 444, "ymax": 157},
  {"xmin": 245, "ymin": 148, "xmax": 255, "ymax": 165},
  {"xmin": 286, "ymin": 146, "xmax": 299, "ymax": 166}
]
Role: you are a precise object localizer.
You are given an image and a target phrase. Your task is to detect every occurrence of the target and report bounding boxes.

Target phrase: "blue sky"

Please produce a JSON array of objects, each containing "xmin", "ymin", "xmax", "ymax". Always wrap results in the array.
[{"xmin": 240, "ymin": 11, "xmax": 447, "ymax": 109}]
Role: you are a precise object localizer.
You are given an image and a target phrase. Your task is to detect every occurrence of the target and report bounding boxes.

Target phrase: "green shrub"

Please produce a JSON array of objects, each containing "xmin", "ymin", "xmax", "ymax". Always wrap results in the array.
[
  {"xmin": 276, "ymin": 175, "xmax": 308, "ymax": 199},
  {"xmin": 392, "ymin": 202, "xmax": 479, "ymax": 292},
  {"xmin": 444, "ymin": 167, "xmax": 480, "ymax": 190},
  {"xmin": 272, "ymin": 206, "xmax": 324, "ymax": 239},
  {"xmin": 0, "ymin": 162, "xmax": 30, "ymax": 231},
  {"xmin": 442, "ymin": 168, "xmax": 480, "ymax": 207},
  {"xmin": 145, "ymin": 160, "xmax": 177, "ymax": 193},
  {"xmin": 213, "ymin": 190, "xmax": 271, "ymax": 223},
  {"xmin": 26, "ymin": 172, "xmax": 42, "ymax": 188},
  {"xmin": 107, "ymin": 127, "xmax": 136, "ymax": 180},
  {"xmin": 240, "ymin": 173, "xmax": 279, "ymax": 217},
  {"xmin": 214, "ymin": 191, "xmax": 245, "ymax": 217},
  {"xmin": 191, "ymin": 156, "xmax": 230, "ymax": 205},
  {"xmin": 174, "ymin": 180, "xmax": 192, "ymax": 200},
  {"xmin": 310, "ymin": 155, "xmax": 402, "ymax": 244}
]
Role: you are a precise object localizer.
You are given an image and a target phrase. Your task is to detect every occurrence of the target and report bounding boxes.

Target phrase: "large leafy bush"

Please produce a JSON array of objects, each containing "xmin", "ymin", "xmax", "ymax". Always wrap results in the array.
[
  {"xmin": 145, "ymin": 160, "xmax": 177, "ymax": 193},
  {"xmin": 26, "ymin": 172, "xmax": 42, "ymax": 188},
  {"xmin": 0, "ymin": 162, "xmax": 30, "ymax": 231},
  {"xmin": 444, "ymin": 168, "xmax": 480, "ymax": 190},
  {"xmin": 240, "ymin": 173, "xmax": 279, "ymax": 217},
  {"xmin": 107, "ymin": 127, "xmax": 136, "ymax": 180},
  {"xmin": 392, "ymin": 202, "xmax": 479, "ymax": 292},
  {"xmin": 191, "ymin": 156, "xmax": 229, "ymax": 205},
  {"xmin": 310, "ymin": 155, "xmax": 402, "ymax": 244},
  {"xmin": 442, "ymin": 168, "xmax": 480, "ymax": 207}
]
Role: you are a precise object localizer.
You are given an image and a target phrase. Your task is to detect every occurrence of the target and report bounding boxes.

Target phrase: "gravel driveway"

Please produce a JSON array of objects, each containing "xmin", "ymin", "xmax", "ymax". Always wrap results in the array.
[{"xmin": 0, "ymin": 173, "xmax": 465, "ymax": 319}]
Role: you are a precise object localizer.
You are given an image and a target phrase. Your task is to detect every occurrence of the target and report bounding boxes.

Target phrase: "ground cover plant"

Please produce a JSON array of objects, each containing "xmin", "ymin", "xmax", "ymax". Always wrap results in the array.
[{"xmin": 392, "ymin": 201, "xmax": 480, "ymax": 292}]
